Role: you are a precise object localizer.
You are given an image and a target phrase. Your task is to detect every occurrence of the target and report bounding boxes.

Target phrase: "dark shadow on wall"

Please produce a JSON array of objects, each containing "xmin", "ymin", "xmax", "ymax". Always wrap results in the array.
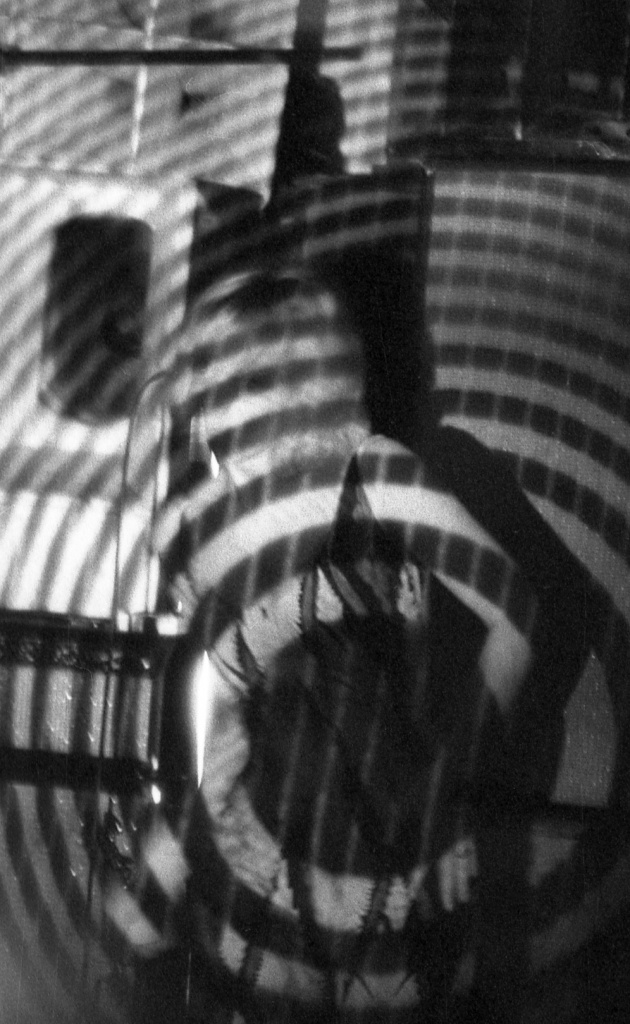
[
  {"xmin": 395, "ymin": 0, "xmax": 630, "ymax": 148},
  {"xmin": 270, "ymin": 67, "xmax": 347, "ymax": 206},
  {"xmin": 315, "ymin": 240, "xmax": 437, "ymax": 451}
]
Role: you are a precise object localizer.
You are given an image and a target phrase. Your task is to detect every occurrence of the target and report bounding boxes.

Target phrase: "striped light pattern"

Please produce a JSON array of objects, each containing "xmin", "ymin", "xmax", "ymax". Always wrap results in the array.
[
  {"xmin": 387, "ymin": 0, "xmax": 454, "ymax": 148},
  {"xmin": 0, "ymin": 0, "xmax": 403, "ymax": 193},
  {"xmin": 0, "ymin": 158, "xmax": 193, "ymax": 1021},
  {"xmin": 0, "ymin": 164, "xmax": 195, "ymax": 615},
  {"xmin": 0, "ymin": 620, "xmax": 164, "ymax": 1024},
  {"xmin": 428, "ymin": 168, "xmax": 630, "ymax": 705},
  {"xmin": 113, "ymin": 265, "xmax": 538, "ymax": 1022},
  {"xmin": 425, "ymin": 165, "xmax": 630, "ymax": 1009},
  {"xmin": 0, "ymin": 0, "xmax": 628, "ymax": 1021},
  {"xmin": 123, "ymin": 169, "xmax": 630, "ymax": 1020},
  {"xmin": 1, "ymin": 160, "xmax": 630, "ymax": 1019},
  {"xmin": 0, "ymin": 3, "xmax": 401, "ymax": 1020}
]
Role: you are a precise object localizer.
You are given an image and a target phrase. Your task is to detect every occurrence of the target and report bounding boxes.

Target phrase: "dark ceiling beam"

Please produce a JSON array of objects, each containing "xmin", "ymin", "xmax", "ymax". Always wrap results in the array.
[{"xmin": 0, "ymin": 44, "xmax": 361, "ymax": 67}]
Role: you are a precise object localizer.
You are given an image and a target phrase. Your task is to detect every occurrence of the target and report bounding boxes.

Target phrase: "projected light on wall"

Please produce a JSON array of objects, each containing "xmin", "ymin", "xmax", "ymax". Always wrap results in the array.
[
  {"xmin": 0, "ymin": 159, "xmax": 195, "ymax": 1024},
  {"xmin": 161, "ymin": 165, "xmax": 630, "ymax": 1022},
  {"xmin": 0, "ymin": 165, "xmax": 195, "ymax": 617},
  {"xmin": 0, "ymin": 2, "xmax": 629, "ymax": 1023}
]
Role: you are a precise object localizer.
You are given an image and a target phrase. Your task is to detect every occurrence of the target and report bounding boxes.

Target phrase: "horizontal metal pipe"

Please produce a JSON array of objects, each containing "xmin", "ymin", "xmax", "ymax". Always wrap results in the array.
[
  {"xmin": 0, "ymin": 45, "xmax": 363, "ymax": 67},
  {"xmin": 0, "ymin": 750, "xmax": 155, "ymax": 792}
]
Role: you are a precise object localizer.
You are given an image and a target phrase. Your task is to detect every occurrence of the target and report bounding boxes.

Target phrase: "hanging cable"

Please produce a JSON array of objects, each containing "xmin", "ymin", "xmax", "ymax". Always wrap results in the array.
[{"xmin": 79, "ymin": 365, "xmax": 170, "ymax": 1020}]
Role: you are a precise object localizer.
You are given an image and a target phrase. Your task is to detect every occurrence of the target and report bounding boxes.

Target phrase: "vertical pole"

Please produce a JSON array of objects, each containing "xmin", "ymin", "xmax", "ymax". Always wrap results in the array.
[
  {"xmin": 621, "ymin": 2, "xmax": 630, "ymax": 118},
  {"xmin": 292, "ymin": 0, "xmax": 329, "ymax": 53},
  {"xmin": 129, "ymin": 0, "xmax": 161, "ymax": 169},
  {"xmin": 269, "ymin": 0, "xmax": 335, "ymax": 205}
]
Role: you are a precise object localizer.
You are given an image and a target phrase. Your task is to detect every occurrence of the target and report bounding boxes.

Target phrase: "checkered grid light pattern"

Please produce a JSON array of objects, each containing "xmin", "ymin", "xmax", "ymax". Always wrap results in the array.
[
  {"xmin": 426, "ymin": 166, "xmax": 630, "ymax": 986},
  {"xmin": 429, "ymin": 169, "xmax": 630, "ymax": 689}
]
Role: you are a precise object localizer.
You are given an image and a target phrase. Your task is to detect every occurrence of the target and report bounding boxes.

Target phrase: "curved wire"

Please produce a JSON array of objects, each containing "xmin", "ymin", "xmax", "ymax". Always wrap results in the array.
[
  {"xmin": 112, "ymin": 367, "xmax": 171, "ymax": 627},
  {"xmin": 79, "ymin": 367, "xmax": 172, "ymax": 1020}
]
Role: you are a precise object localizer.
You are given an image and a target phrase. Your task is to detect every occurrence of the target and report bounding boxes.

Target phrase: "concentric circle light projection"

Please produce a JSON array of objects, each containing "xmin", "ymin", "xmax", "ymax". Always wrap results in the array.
[
  {"xmin": 2, "ymin": 159, "xmax": 630, "ymax": 1021},
  {"xmin": 153, "ymin": 167, "xmax": 630, "ymax": 1019},
  {"xmin": 0, "ymin": 1, "xmax": 629, "ymax": 1021}
]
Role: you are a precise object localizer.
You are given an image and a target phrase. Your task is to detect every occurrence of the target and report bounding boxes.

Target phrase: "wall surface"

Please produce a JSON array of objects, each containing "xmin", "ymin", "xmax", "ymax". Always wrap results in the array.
[{"xmin": 0, "ymin": 3, "xmax": 628, "ymax": 1023}]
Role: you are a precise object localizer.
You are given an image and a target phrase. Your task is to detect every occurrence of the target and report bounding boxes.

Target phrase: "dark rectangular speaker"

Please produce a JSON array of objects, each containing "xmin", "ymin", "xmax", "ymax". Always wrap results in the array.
[{"xmin": 41, "ymin": 214, "xmax": 153, "ymax": 422}]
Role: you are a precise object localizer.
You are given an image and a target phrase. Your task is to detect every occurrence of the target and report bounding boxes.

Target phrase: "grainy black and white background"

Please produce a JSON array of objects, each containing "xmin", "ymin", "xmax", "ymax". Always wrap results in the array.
[{"xmin": 0, "ymin": 1, "xmax": 629, "ymax": 1021}]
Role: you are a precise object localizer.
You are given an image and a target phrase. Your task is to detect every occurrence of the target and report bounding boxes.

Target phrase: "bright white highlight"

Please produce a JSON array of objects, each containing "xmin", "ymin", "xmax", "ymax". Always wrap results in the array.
[{"xmin": 191, "ymin": 649, "xmax": 215, "ymax": 788}]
